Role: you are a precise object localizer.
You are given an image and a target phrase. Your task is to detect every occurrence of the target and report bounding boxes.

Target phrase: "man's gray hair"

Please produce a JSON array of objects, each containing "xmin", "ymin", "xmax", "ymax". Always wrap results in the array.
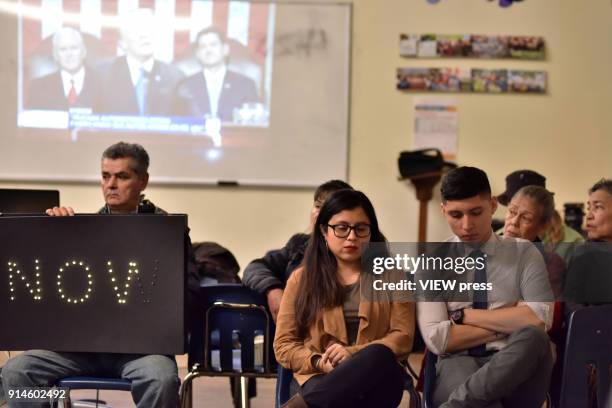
[{"xmin": 102, "ymin": 142, "xmax": 150, "ymax": 176}]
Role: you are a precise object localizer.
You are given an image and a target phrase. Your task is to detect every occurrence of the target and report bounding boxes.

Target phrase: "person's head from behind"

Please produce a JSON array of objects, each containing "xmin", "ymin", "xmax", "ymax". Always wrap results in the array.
[
  {"xmin": 101, "ymin": 142, "xmax": 150, "ymax": 213},
  {"xmin": 503, "ymin": 185, "xmax": 555, "ymax": 242},
  {"xmin": 309, "ymin": 179, "xmax": 353, "ymax": 230},
  {"xmin": 440, "ymin": 166, "xmax": 497, "ymax": 243},
  {"xmin": 119, "ymin": 9, "xmax": 155, "ymax": 62},
  {"xmin": 586, "ymin": 179, "xmax": 612, "ymax": 242},
  {"xmin": 53, "ymin": 27, "xmax": 86, "ymax": 74},
  {"xmin": 195, "ymin": 27, "xmax": 228, "ymax": 70}
]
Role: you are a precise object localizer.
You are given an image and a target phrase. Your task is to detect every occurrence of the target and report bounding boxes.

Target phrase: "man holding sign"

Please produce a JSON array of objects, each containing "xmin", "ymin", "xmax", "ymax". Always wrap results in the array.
[{"xmin": 1, "ymin": 142, "xmax": 199, "ymax": 408}]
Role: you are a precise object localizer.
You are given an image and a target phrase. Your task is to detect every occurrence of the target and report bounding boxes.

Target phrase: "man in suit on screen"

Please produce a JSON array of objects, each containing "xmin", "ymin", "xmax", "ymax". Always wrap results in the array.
[
  {"xmin": 174, "ymin": 27, "xmax": 259, "ymax": 122},
  {"xmin": 26, "ymin": 27, "xmax": 98, "ymax": 111},
  {"xmin": 96, "ymin": 8, "xmax": 183, "ymax": 116}
]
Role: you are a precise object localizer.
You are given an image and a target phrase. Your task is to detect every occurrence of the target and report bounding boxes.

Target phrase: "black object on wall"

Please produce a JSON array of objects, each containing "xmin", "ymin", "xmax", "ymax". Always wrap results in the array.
[{"xmin": 398, "ymin": 148, "xmax": 456, "ymax": 179}]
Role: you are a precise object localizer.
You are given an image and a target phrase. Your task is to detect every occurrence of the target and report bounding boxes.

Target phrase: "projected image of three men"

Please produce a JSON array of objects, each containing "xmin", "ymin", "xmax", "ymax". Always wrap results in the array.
[{"xmin": 18, "ymin": 2, "xmax": 272, "ymax": 137}]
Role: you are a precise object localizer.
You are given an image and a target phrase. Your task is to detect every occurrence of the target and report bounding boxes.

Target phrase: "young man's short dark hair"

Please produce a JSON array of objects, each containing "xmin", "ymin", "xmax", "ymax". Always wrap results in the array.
[
  {"xmin": 194, "ymin": 26, "xmax": 227, "ymax": 46},
  {"xmin": 440, "ymin": 166, "xmax": 491, "ymax": 202}
]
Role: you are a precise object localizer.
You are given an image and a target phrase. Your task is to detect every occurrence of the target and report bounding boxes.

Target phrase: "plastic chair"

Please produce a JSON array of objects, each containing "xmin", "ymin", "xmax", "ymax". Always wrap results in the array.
[
  {"xmin": 180, "ymin": 284, "xmax": 276, "ymax": 408},
  {"xmin": 560, "ymin": 304, "xmax": 612, "ymax": 408},
  {"xmin": 53, "ymin": 376, "xmax": 131, "ymax": 408},
  {"xmin": 274, "ymin": 364, "xmax": 294, "ymax": 407}
]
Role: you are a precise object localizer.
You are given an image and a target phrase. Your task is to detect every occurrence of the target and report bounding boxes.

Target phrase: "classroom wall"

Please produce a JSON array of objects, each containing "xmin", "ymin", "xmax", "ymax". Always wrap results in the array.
[{"xmin": 2, "ymin": 0, "xmax": 611, "ymax": 271}]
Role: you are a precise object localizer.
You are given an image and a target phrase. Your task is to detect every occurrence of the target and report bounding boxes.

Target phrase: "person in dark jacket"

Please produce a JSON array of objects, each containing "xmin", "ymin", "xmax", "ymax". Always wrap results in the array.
[{"xmin": 243, "ymin": 180, "xmax": 352, "ymax": 322}]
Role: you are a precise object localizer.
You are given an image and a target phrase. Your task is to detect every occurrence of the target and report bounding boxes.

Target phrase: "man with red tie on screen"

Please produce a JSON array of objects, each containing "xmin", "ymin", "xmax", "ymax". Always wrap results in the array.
[{"xmin": 26, "ymin": 27, "xmax": 98, "ymax": 111}]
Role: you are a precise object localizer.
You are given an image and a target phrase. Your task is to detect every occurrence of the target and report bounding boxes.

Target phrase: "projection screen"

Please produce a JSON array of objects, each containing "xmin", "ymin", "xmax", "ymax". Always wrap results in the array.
[{"xmin": 0, "ymin": 0, "xmax": 351, "ymax": 186}]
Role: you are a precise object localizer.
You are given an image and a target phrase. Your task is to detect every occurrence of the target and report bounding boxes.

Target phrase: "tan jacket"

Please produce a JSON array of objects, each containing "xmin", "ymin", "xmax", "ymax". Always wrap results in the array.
[{"xmin": 273, "ymin": 268, "xmax": 415, "ymax": 385}]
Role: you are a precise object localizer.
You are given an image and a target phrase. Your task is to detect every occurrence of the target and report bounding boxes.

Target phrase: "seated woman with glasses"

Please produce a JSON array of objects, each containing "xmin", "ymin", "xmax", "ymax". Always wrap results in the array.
[{"xmin": 274, "ymin": 189, "xmax": 415, "ymax": 408}]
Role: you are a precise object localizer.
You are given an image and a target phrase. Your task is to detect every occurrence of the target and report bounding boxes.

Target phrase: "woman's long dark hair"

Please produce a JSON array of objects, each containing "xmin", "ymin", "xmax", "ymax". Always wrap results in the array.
[{"xmin": 294, "ymin": 189, "xmax": 385, "ymax": 336}]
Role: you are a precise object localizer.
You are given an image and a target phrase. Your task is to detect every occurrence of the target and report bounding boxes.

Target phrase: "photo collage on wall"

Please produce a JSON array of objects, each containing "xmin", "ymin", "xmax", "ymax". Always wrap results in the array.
[{"xmin": 397, "ymin": 34, "xmax": 547, "ymax": 94}]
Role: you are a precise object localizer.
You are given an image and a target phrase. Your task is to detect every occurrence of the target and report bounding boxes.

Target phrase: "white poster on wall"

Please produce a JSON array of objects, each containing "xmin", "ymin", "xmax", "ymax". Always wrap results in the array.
[{"xmin": 413, "ymin": 97, "xmax": 458, "ymax": 159}]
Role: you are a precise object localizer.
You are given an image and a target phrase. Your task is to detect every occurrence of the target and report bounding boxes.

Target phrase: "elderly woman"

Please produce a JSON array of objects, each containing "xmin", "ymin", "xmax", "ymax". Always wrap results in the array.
[
  {"xmin": 503, "ymin": 185, "xmax": 566, "ymax": 297},
  {"xmin": 584, "ymin": 179, "xmax": 612, "ymax": 242},
  {"xmin": 564, "ymin": 179, "xmax": 612, "ymax": 305}
]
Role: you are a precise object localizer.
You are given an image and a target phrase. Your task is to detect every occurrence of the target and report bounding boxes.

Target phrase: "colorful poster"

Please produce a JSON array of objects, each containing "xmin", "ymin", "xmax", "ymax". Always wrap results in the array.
[
  {"xmin": 508, "ymin": 70, "xmax": 547, "ymax": 93},
  {"xmin": 397, "ymin": 68, "xmax": 470, "ymax": 92},
  {"xmin": 398, "ymin": 67, "xmax": 547, "ymax": 94},
  {"xmin": 399, "ymin": 34, "xmax": 545, "ymax": 60},
  {"xmin": 471, "ymin": 69, "xmax": 508, "ymax": 93}
]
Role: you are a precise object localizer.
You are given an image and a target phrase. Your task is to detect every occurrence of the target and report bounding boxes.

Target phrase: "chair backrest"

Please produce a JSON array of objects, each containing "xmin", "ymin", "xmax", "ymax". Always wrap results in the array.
[
  {"xmin": 188, "ymin": 284, "xmax": 274, "ymax": 375},
  {"xmin": 560, "ymin": 304, "xmax": 612, "ymax": 408}
]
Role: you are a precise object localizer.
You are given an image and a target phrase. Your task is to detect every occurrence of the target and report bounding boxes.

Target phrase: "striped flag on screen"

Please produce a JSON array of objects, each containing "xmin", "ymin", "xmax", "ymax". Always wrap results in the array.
[{"xmin": 20, "ymin": 0, "xmax": 273, "ymax": 64}]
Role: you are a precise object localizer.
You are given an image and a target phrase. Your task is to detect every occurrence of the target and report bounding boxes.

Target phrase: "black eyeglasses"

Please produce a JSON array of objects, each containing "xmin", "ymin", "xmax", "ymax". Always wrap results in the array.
[{"xmin": 327, "ymin": 223, "xmax": 371, "ymax": 238}]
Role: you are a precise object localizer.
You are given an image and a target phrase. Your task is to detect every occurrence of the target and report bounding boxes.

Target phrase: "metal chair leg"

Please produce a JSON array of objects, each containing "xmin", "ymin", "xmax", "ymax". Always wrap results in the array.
[
  {"xmin": 51, "ymin": 389, "xmax": 71, "ymax": 408},
  {"xmin": 232, "ymin": 377, "xmax": 241, "ymax": 408},
  {"xmin": 65, "ymin": 393, "xmax": 72, "ymax": 408},
  {"xmin": 240, "ymin": 376, "xmax": 249, "ymax": 408},
  {"xmin": 179, "ymin": 372, "xmax": 198, "ymax": 408}
]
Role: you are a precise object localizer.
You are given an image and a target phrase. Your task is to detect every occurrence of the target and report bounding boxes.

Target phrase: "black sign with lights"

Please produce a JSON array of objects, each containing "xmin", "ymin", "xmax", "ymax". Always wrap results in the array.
[{"xmin": 0, "ymin": 214, "xmax": 186, "ymax": 355}]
